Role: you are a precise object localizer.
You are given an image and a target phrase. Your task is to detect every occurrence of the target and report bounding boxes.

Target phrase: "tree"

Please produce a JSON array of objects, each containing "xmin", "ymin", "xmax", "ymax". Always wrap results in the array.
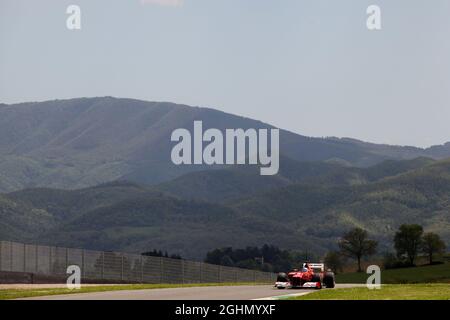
[
  {"xmin": 219, "ymin": 255, "xmax": 234, "ymax": 267},
  {"xmin": 338, "ymin": 228, "xmax": 378, "ymax": 272},
  {"xmin": 204, "ymin": 245, "xmax": 297, "ymax": 272},
  {"xmin": 394, "ymin": 224, "xmax": 423, "ymax": 266},
  {"xmin": 142, "ymin": 249, "xmax": 182, "ymax": 259},
  {"xmin": 324, "ymin": 251, "xmax": 344, "ymax": 274},
  {"xmin": 422, "ymin": 232, "xmax": 446, "ymax": 265}
]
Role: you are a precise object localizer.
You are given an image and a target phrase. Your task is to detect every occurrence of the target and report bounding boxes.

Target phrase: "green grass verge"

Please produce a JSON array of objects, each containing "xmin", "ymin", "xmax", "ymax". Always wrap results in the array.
[
  {"xmin": 289, "ymin": 284, "xmax": 450, "ymax": 300},
  {"xmin": 0, "ymin": 282, "xmax": 266, "ymax": 300},
  {"xmin": 336, "ymin": 263, "xmax": 450, "ymax": 284}
]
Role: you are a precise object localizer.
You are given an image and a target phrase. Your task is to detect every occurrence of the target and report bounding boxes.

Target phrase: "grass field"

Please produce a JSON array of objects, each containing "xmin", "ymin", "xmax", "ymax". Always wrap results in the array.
[
  {"xmin": 0, "ymin": 282, "xmax": 265, "ymax": 300},
  {"xmin": 336, "ymin": 263, "xmax": 450, "ymax": 284},
  {"xmin": 289, "ymin": 284, "xmax": 450, "ymax": 300}
]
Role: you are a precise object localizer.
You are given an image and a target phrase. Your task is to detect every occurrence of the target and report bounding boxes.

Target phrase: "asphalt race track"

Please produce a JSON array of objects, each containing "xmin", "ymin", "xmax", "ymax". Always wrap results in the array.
[{"xmin": 22, "ymin": 284, "xmax": 364, "ymax": 300}]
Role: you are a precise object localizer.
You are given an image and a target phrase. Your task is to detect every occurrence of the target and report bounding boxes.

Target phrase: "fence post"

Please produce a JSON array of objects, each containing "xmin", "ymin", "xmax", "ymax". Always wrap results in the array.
[
  {"xmin": 10, "ymin": 241, "xmax": 13, "ymax": 271},
  {"xmin": 81, "ymin": 249, "xmax": 85, "ymax": 280},
  {"xmin": 101, "ymin": 252, "xmax": 104, "ymax": 279},
  {"xmin": 160, "ymin": 257, "xmax": 163, "ymax": 284},
  {"xmin": 49, "ymin": 246, "xmax": 52, "ymax": 274},
  {"xmin": 23, "ymin": 243, "xmax": 26, "ymax": 272},
  {"xmin": 35, "ymin": 245, "xmax": 38, "ymax": 273},
  {"xmin": 121, "ymin": 253, "xmax": 124, "ymax": 281},
  {"xmin": 218, "ymin": 265, "xmax": 221, "ymax": 283},
  {"xmin": 181, "ymin": 260, "xmax": 185, "ymax": 285},
  {"xmin": 141, "ymin": 256, "xmax": 144, "ymax": 284},
  {"xmin": 0, "ymin": 241, "xmax": 2, "ymax": 272},
  {"xmin": 65, "ymin": 247, "xmax": 69, "ymax": 273}
]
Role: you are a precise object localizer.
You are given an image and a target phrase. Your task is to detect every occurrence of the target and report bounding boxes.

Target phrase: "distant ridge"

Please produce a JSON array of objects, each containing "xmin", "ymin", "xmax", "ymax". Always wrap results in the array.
[
  {"xmin": 0, "ymin": 97, "xmax": 449, "ymax": 192},
  {"xmin": 1, "ymin": 157, "xmax": 449, "ymax": 259}
]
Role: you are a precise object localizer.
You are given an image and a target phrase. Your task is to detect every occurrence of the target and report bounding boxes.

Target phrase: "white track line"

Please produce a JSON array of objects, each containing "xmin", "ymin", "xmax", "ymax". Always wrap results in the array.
[{"xmin": 254, "ymin": 291, "xmax": 314, "ymax": 300}]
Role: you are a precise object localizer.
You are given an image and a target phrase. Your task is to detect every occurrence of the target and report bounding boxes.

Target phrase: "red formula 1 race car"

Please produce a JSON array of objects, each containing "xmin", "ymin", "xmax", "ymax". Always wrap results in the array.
[{"xmin": 275, "ymin": 263, "xmax": 335, "ymax": 289}]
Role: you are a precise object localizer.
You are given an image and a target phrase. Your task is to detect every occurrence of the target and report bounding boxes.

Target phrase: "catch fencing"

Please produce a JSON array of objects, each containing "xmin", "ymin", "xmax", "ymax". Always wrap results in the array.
[{"xmin": 0, "ymin": 241, "xmax": 275, "ymax": 284}]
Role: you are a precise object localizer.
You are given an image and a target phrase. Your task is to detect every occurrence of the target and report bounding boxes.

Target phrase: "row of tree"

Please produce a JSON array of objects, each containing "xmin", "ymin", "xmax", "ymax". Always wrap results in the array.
[
  {"xmin": 204, "ymin": 245, "xmax": 312, "ymax": 272},
  {"xmin": 325, "ymin": 224, "xmax": 447, "ymax": 273},
  {"xmin": 142, "ymin": 249, "xmax": 182, "ymax": 260},
  {"xmin": 143, "ymin": 225, "xmax": 445, "ymax": 273}
]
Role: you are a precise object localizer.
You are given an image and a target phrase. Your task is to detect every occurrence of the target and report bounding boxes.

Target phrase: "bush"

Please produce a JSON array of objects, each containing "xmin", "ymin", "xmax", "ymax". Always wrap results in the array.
[
  {"xmin": 383, "ymin": 252, "xmax": 413, "ymax": 269},
  {"xmin": 324, "ymin": 251, "xmax": 344, "ymax": 274}
]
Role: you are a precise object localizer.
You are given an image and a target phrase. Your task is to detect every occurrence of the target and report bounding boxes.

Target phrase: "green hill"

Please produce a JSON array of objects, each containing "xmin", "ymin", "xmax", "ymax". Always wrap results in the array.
[
  {"xmin": 1, "ymin": 97, "xmax": 449, "ymax": 193},
  {"xmin": 1, "ymin": 158, "xmax": 449, "ymax": 259},
  {"xmin": 158, "ymin": 156, "xmax": 436, "ymax": 203},
  {"xmin": 231, "ymin": 158, "xmax": 450, "ymax": 249}
]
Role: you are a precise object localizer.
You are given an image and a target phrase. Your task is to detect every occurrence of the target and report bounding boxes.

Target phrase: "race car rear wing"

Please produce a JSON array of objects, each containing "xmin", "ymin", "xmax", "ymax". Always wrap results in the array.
[{"xmin": 307, "ymin": 263, "xmax": 324, "ymax": 271}]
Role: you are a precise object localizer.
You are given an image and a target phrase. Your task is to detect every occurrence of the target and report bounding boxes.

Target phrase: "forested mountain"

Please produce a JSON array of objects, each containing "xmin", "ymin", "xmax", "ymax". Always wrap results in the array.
[
  {"xmin": 1, "ymin": 97, "xmax": 449, "ymax": 192},
  {"xmin": 1, "ymin": 158, "xmax": 449, "ymax": 259}
]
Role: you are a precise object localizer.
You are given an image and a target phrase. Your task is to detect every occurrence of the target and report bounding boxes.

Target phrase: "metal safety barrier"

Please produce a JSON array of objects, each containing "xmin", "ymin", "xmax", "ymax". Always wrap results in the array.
[{"xmin": 0, "ymin": 241, "xmax": 275, "ymax": 284}]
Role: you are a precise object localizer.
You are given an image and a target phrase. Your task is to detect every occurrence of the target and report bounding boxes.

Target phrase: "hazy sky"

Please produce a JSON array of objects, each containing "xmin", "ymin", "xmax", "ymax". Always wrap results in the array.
[{"xmin": 1, "ymin": 0, "xmax": 449, "ymax": 148}]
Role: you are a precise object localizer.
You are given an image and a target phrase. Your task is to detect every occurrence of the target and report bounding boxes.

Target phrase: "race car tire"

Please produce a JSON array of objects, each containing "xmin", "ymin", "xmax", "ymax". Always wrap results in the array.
[
  {"xmin": 277, "ymin": 272, "xmax": 289, "ymax": 282},
  {"xmin": 311, "ymin": 274, "xmax": 321, "ymax": 282},
  {"xmin": 310, "ymin": 274, "xmax": 322, "ymax": 289},
  {"xmin": 323, "ymin": 272, "xmax": 335, "ymax": 288}
]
